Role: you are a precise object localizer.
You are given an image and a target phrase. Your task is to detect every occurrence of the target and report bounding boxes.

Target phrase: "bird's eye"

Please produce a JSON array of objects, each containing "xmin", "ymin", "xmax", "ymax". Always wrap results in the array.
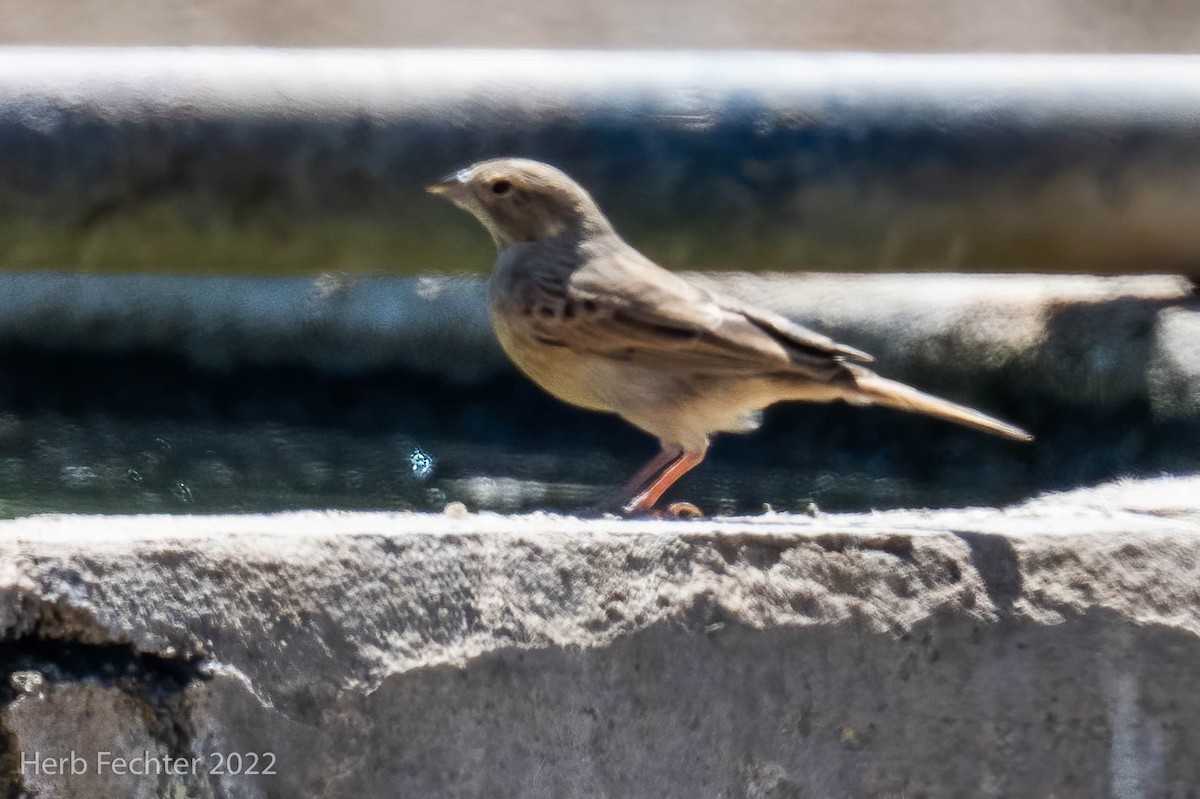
[{"xmin": 491, "ymin": 180, "xmax": 512, "ymax": 195}]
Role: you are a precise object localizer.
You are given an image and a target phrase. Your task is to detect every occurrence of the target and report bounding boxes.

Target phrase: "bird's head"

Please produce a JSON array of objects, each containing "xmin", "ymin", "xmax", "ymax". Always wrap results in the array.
[{"xmin": 427, "ymin": 158, "xmax": 613, "ymax": 249}]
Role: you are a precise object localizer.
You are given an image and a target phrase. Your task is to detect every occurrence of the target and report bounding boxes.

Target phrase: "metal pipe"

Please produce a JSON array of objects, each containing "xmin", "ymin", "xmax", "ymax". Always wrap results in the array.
[{"xmin": 1, "ymin": 49, "xmax": 1199, "ymax": 276}]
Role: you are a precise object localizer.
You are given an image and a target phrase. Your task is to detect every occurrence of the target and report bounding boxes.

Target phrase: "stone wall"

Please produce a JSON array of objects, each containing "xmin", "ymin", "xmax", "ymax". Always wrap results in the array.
[{"xmin": 1, "ymin": 476, "xmax": 1198, "ymax": 797}]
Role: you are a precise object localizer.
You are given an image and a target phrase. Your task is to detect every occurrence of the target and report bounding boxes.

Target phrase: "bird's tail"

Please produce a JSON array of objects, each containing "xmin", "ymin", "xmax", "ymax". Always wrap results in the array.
[{"xmin": 848, "ymin": 371, "xmax": 1033, "ymax": 442}]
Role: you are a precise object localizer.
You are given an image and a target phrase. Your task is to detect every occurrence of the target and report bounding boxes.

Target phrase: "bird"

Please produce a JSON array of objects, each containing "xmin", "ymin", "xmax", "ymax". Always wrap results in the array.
[{"xmin": 427, "ymin": 158, "xmax": 1032, "ymax": 515}]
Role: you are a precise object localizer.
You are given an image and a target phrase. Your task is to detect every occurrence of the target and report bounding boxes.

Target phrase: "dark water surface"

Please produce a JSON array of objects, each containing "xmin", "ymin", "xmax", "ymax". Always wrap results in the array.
[{"xmin": 1, "ymin": 345, "xmax": 1195, "ymax": 519}]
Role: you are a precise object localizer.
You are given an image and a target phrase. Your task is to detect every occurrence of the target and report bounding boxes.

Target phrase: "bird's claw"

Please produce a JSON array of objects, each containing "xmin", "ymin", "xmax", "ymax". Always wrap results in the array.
[{"xmin": 662, "ymin": 501, "xmax": 704, "ymax": 519}]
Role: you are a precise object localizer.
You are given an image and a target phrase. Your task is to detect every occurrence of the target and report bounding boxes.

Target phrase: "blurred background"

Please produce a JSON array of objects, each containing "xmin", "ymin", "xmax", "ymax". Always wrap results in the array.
[
  {"xmin": 0, "ymin": 5, "xmax": 1198, "ymax": 518},
  {"xmin": 3, "ymin": 0, "xmax": 1200, "ymax": 50}
]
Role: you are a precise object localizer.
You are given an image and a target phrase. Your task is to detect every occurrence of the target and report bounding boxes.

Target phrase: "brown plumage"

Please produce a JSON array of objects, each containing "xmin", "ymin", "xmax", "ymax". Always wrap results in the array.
[{"xmin": 428, "ymin": 158, "xmax": 1032, "ymax": 515}]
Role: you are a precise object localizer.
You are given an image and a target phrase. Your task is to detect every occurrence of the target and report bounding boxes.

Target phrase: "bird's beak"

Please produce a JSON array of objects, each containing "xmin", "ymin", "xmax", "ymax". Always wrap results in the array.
[{"xmin": 425, "ymin": 169, "xmax": 469, "ymax": 198}]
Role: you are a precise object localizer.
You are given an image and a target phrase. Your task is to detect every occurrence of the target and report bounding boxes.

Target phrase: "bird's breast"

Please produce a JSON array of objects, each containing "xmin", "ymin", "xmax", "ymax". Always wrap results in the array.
[{"xmin": 489, "ymin": 304, "xmax": 618, "ymax": 414}]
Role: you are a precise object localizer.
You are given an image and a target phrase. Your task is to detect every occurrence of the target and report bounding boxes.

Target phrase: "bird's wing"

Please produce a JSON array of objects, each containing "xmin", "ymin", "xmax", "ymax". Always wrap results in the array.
[{"xmin": 523, "ymin": 245, "xmax": 873, "ymax": 378}]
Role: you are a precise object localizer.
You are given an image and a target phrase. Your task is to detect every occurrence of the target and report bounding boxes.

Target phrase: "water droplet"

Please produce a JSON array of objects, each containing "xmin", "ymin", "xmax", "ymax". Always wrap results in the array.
[
  {"xmin": 60, "ymin": 465, "xmax": 98, "ymax": 488},
  {"xmin": 172, "ymin": 481, "xmax": 194, "ymax": 504},
  {"xmin": 408, "ymin": 447, "xmax": 435, "ymax": 480},
  {"xmin": 9, "ymin": 671, "xmax": 44, "ymax": 696}
]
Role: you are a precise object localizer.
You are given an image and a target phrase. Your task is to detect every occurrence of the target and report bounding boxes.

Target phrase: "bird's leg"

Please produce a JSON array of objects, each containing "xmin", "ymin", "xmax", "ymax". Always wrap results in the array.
[
  {"xmin": 621, "ymin": 449, "xmax": 705, "ymax": 516},
  {"xmin": 600, "ymin": 445, "xmax": 681, "ymax": 513}
]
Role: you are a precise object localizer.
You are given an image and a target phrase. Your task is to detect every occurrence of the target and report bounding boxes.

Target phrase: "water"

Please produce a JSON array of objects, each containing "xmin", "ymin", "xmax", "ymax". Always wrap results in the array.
[{"xmin": 1, "ymin": 343, "xmax": 1195, "ymax": 519}]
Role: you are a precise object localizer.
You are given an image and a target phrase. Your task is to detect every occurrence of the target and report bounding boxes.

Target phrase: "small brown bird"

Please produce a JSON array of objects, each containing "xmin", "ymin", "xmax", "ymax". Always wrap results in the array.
[{"xmin": 428, "ymin": 158, "xmax": 1032, "ymax": 515}]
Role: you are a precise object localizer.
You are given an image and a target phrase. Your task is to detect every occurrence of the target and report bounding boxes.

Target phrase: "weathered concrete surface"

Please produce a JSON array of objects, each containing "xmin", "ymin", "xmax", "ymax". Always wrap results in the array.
[{"xmin": 0, "ymin": 476, "xmax": 1198, "ymax": 797}]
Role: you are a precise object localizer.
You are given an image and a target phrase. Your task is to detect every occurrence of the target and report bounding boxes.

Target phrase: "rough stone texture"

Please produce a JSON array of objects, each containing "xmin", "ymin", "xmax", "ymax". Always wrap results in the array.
[
  {"xmin": 0, "ymin": 476, "xmax": 1198, "ymax": 797},
  {"xmin": 6, "ymin": 684, "xmax": 187, "ymax": 799}
]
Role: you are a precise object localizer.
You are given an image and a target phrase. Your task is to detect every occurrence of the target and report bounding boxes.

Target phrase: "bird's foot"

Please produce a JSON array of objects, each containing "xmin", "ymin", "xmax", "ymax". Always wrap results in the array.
[
  {"xmin": 591, "ymin": 499, "xmax": 705, "ymax": 519},
  {"xmin": 663, "ymin": 501, "xmax": 704, "ymax": 519}
]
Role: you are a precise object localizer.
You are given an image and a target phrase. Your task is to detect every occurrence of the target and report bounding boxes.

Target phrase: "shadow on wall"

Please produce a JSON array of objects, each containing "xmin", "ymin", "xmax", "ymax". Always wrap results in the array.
[{"xmin": 199, "ymin": 616, "xmax": 1196, "ymax": 796}]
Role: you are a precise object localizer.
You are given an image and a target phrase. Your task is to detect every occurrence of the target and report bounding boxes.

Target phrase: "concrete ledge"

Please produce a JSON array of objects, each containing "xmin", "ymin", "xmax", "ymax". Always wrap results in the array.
[{"xmin": 1, "ymin": 476, "xmax": 1198, "ymax": 796}]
